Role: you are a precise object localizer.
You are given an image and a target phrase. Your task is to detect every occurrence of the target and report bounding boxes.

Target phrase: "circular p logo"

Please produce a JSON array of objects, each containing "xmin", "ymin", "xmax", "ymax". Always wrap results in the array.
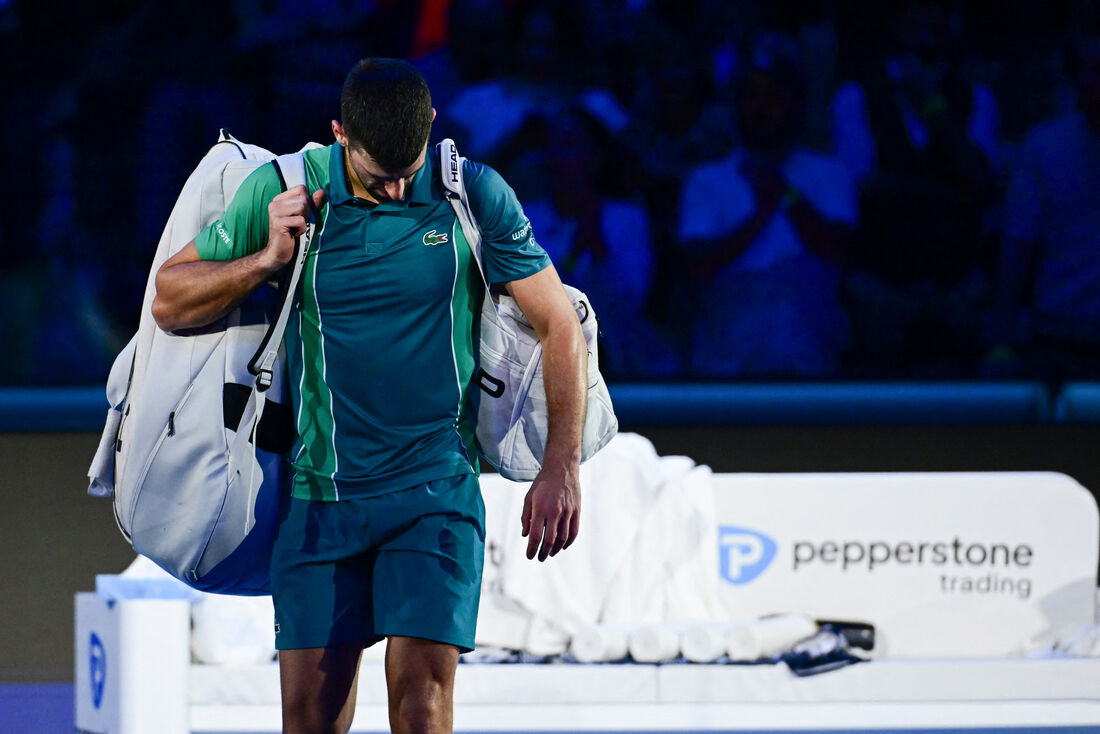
[
  {"xmin": 89, "ymin": 632, "xmax": 106, "ymax": 710},
  {"xmin": 719, "ymin": 526, "xmax": 777, "ymax": 585}
]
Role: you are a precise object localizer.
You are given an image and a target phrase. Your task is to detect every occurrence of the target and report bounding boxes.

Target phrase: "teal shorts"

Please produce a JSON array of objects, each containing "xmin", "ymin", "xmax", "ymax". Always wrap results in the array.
[{"xmin": 270, "ymin": 474, "xmax": 485, "ymax": 652}]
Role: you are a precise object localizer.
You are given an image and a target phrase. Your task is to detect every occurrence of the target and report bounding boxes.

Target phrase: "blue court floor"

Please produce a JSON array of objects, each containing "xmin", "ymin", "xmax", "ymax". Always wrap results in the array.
[
  {"xmin": 6, "ymin": 683, "xmax": 1100, "ymax": 734},
  {"xmin": 1, "ymin": 683, "xmax": 72, "ymax": 734}
]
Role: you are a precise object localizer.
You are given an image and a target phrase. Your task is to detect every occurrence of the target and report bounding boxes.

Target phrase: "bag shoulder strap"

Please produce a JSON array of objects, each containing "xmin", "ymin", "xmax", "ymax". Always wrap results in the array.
[
  {"xmin": 228, "ymin": 151, "xmax": 315, "ymax": 527},
  {"xmin": 438, "ymin": 139, "xmax": 492, "ymax": 298},
  {"xmin": 246, "ymin": 152, "xmax": 314, "ymax": 389}
]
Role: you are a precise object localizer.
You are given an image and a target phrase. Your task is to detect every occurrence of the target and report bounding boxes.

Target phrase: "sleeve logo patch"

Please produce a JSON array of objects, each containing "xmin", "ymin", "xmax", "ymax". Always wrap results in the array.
[
  {"xmin": 215, "ymin": 223, "xmax": 232, "ymax": 246},
  {"xmin": 422, "ymin": 229, "xmax": 449, "ymax": 246},
  {"xmin": 510, "ymin": 223, "xmax": 531, "ymax": 241}
]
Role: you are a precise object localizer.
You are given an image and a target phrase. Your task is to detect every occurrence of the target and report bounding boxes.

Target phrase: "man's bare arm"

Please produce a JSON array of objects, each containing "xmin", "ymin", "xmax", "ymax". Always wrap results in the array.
[
  {"xmin": 151, "ymin": 186, "xmax": 325, "ymax": 331},
  {"xmin": 504, "ymin": 265, "xmax": 587, "ymax": 561}
]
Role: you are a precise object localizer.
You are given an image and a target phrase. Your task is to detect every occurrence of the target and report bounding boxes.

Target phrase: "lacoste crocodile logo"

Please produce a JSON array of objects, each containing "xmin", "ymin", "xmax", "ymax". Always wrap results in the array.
[{"xmin": 422, "ymin": 229, "xmax": 449, "ymax": 246}]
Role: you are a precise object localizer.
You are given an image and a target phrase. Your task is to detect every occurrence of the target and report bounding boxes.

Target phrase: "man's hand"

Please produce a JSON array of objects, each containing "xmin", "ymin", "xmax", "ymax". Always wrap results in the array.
[
  {"xmin": 262, "ymin": 185, "xmax": 326, "ymax": 270},
  {"xmin": 152, "ymin": 185, "xmax": 326, "ymax": 332},
  {"xmin": 521, "ymin": 463, "xmax": 581, "ymax": 562},
  {"xmin": 505, "ymin": 266, "xmax": 586, "ymax": 562}
]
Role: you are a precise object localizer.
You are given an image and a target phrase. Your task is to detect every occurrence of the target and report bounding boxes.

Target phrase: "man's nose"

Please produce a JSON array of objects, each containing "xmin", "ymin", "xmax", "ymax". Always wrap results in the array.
[{"xmin": 384, "ymin": 179, "xmax": 406, "ymax": 200}]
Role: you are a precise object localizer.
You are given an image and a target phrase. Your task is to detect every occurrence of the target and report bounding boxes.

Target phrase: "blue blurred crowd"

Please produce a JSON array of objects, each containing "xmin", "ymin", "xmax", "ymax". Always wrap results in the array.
[{"xmin": 3, "ymin": 0, "xmax": 1100, "ymax": 385}]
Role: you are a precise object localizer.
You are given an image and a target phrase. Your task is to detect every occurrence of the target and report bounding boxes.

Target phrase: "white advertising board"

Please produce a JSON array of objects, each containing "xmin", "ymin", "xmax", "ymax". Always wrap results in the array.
[
  {"xmin": 74, "ymin": 594, "xmax": 190, "ymax": 734},
  {"xmin": 711, "ymin": 472, "xmax": 1099, "ymax": 658}
]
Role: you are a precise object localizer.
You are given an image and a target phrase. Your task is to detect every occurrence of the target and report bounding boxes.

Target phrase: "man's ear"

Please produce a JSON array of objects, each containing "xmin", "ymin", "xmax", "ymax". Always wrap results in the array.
[
  {"xmin": 430, "ymin": 107, "xmax": 437, "ymax": 123},
  {"xmin": 332, "ymin": 120, "xmax": 348, "ymax": 147}
]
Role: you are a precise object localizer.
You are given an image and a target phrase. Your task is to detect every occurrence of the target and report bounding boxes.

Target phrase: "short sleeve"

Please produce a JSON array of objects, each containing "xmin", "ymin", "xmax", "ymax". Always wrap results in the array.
[
  {"xmin": 464, "ymin": 159, "xmax": 550, "ymax": 284},
  {"xmin": 194, "ymin": 162, "xmax": 283, "ymax": 261}
]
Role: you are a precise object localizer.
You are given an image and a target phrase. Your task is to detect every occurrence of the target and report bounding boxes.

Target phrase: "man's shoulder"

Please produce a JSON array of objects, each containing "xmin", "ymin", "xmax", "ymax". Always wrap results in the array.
[
  {"xmin": 303, "ymin": 144, "xmax": 334, "ymax": 181},
  {"xmin": 460, "ymin": 156, "xmax": 505, "ymax": 193},
  {"xmin": 233, "ymin": 143, "xmax": 335, "ymax": 203},
  {"xmin": 232, "ymin": 156, "xmax": 291, "ymax": 201}
]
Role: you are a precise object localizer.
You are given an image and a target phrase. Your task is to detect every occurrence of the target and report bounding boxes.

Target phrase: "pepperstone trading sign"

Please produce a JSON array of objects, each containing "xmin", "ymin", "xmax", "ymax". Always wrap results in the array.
[{"xmin": 712, "ymin": 472, "xmax": 1099, "ymax": 658}]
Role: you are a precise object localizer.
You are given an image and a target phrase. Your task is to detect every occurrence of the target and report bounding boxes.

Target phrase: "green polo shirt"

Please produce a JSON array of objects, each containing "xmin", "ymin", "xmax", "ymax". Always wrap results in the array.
[{"xmin": 195, "ymin": 142, "xmax": 550, "ymax": 500}]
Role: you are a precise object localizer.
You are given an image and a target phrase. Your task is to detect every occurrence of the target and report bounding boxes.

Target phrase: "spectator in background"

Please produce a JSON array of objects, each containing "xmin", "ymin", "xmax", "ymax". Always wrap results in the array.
[
  {"xmin": 232, "ymin": 0, "xmax": 417, "ymax": 151},
  {"xmin": 521, "ymin": 107, "xmax": 681, "ymax": 379},
  {"xmin": 623, "ymin": 17, "xmax": 740, "ymax": 191},
  {"xmin": 990, "ymin": 38, "xmax": 1100, "ymax": 379},
  {"xmin": 443, "ymin": 2, "xmax": 629, "ymax": 198},
  {"xmin": 621, "ymin": 9, "xmax": 740, "ymax": 362},
  {"xmin": 410, "ymin": 0, "xmax": 514, "ymax": 134},
  {"xmin": 832, "ymin": 0, "xmax": 999, "ymax": 376},
  {"xmin": 677, "ymin": 45, "xmax": 856, "ymax": 378}
]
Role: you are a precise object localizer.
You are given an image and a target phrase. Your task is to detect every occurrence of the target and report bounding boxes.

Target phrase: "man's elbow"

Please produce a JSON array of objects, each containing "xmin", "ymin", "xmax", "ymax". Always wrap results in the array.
[
  {"xmin": 546, "ymin": 309, "xmax": 586, "ymax": 356},
  {"xmin": 150, "ymin": 294, "xmax": 181, "ymax": 332}
]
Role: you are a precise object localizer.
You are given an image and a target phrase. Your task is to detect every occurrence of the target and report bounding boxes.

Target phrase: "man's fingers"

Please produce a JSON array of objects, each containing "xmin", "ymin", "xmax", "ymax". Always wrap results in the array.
[
  {"xmin": 273, "ymin": 215, "xmax": 308, "ymax": 238},
  {"xmin": 277, "ymin": 184, "xmax": 309, "ymax": 199},
  {"xmin": 526, "ymin": 518, "xmax": 542, "ymax": 560},
  {"xmin": 538, "ymin": 514, "xmax": 558, "ymax": 562},
  {"xmin": 270, "ymin": 186, "xmax": 319, "ymax": 219},
  {"xmin": 549, "ymin": 513, "xmax": 569, "ymax": 556},
  {"xmin": 521, "ymin": 492, "xmax": 533, "ymax": 538},
  {"xmin": 564, "ymin": 507, "xmax": 580, "ymax": 550}
]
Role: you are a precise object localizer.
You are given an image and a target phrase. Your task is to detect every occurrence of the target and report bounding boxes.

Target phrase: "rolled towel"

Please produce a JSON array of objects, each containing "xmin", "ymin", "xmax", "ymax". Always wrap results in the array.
[
  {"xmin": 726, "ymin": 614, "xmax": 816, "ymax": 662},
  {"xmin": 629, "ymin": 621, "xmax": 685, "ymax": 663},
  {"xmin": 569, "ymin": 624, "xmax": 632, "ymax": 663},
  {"xmin": 681, "ymin": 621, "xmax": 742, "ymax": 663},
  {"xmin": 191, "ymin": 594, "xmax": 276, "ymax": 665}
]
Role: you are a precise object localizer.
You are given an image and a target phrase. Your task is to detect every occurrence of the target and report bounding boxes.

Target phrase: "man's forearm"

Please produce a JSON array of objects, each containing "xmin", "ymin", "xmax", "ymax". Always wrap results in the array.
[
  {"xmin": 539, "ymin": 316, "xmax": 587, "ymax": 470},
  {"xmin": 152, "ymin": 246, "xmax": 281, "ymax": 332}
]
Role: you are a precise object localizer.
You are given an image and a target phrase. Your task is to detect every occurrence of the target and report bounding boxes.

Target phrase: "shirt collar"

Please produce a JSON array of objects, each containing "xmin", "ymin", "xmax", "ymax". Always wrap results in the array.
[
  {"xmin": 327, "ymin": 142, "xmax": 435, "ymax": 209},
  {"xmin": 327, "ymin": 143, "xmax": 355, "ymax": 206}
]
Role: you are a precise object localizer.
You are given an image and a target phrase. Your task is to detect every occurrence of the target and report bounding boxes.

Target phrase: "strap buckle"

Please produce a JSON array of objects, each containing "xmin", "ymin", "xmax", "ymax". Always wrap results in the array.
[{"xmin": 256, "ymin": 368, "xmax": 274, "ymax": 392}]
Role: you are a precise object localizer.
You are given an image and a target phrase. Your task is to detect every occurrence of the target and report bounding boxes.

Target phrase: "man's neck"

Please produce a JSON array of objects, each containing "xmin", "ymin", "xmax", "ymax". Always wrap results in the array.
[{"xmin": 343, "ymin": 148, "xmax": 376, "ymax": 202}]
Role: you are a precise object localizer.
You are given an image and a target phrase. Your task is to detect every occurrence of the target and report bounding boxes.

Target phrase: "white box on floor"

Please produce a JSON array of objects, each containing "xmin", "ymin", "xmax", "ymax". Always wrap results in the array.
[{"xmin": 74, "ymin": 593, "xmax": 190, "ymax": 734}]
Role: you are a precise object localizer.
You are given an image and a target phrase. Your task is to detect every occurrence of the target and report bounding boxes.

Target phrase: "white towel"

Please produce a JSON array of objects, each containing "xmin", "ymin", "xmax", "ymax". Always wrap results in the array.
[
  {"xmin": 190, "ymin": 594, "xmax": 275, "ymax": 666},
  {"xmin": 569, "ymin": 623, "xmax": 633, "ymax": 663},
  {"xmin": 601, "ymin": 460, "xmax": 724, "ymax": 627},
  {"xmin": 681, "ymin": 621, "xmax": 743, "ymax": 663},
  {"xmin": 726, "ymin": 614, "xmax": 817, "ymax": 661},
  {"xmin": 661, "ymin": 464, "xmax": 726, "ymax": 622},
  {"xmin": 629, "ymin": 621, "xmax": 687, "ymax": 663},
  {"xmin": 489, "ymin": 433, "xmax": 668, "ymax": 653}
]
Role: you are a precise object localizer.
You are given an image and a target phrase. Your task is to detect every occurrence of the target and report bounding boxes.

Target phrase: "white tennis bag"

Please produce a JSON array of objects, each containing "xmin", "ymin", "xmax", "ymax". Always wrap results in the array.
[
  {"xmin": 87, "ymin": 131, "xmax": 316, "ymax": 595},
  {"xmin": 439, "ymin": 139, "xmax": 618, "ymax": 480}
]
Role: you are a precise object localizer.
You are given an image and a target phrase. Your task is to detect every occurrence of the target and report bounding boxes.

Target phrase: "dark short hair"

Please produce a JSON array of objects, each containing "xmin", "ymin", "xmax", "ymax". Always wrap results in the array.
[{"xmin": 340, "ymin": 58, "xmax": 433, "ymax": 171}]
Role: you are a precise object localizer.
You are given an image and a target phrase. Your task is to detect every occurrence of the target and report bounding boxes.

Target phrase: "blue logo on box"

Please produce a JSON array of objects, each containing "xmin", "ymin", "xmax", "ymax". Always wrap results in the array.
[
  {"xmin": 89, "ymin": 632, "xmax": 106, "ymax": 709},
  {"xmin": 719, "ymin": 526, "xmax": 777, "ymax": 584}
]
